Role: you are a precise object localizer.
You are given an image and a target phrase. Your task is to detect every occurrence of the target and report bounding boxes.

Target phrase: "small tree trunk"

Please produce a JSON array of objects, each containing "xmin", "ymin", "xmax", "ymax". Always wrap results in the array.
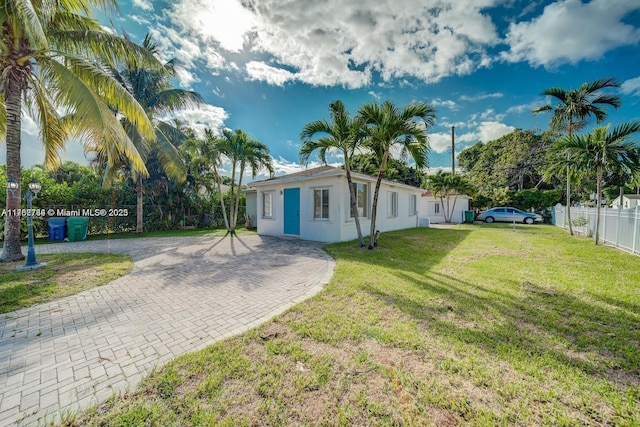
[
  {"xmin": 228, "ymin": 163, "xmax": 237, "ymax": 233},
  {"xmin": 368, "ymin": 151, "xmax": 388, "ymax": 249},
  {"xmin": 566, "ymin": 167, "xmax": 574, "ymax": 236},
  {"xmin": 594, "ymin": 167, "xmax": 602, "ymax": 245},
  {"xmin": 1, "ymin": 78, "xmax": 25, "ymax": 261},
  {"xmin": 212, "ymin": 165, "xmax": 230, "ymax": 230},
  {"xmin": 345, "ymin": 163, "xmax": 365, "ymax": 247},
  {"xmin": 234, "ymin": 162, "xmax": 245, "ymax": 232},
  {"xmin": 136, "ymin": 175, "xmax": 143, "ymax": 233}
]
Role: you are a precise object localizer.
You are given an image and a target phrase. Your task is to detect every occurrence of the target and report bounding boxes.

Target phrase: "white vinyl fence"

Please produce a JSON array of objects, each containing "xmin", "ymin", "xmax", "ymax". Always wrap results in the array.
[{"xmin": 553, "ymin": 205, "xmax": 640, "ymax": 255}]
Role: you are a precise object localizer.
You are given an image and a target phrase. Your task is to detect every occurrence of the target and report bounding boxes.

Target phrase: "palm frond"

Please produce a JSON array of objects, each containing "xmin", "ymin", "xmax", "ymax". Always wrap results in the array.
[
  {"xmin": 154, "ymin": 125, "xmax": 187, "ymax": 182},
  {"xmin": 46, "ymin": 55, "xmax": 155, "ymax": 141},
  {"xmin": 150, "ymin": 89, "xmax": 204, "ymax": 114},
  {"xmin": 25, "ymin": 74, "xmax": 66, "ymax": 169},
  {"xmin": 41, "ymin": 59, "xmax": 148, "ymax": 176}
]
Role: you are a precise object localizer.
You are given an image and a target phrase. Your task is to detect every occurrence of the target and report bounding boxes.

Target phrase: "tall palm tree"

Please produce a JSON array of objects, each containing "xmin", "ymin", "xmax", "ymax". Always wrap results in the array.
[
  {"xmin": 214, "ymin": 129, "xmax": 273, "ymax": 234},
  {"xmin": 183, "ymin": 129, "xmax": 231, "ymax": 230},
  {"xmin": 300, "ymin": 100, "xmax": 368, "ymax": 247},
  {"xmin": 1, "ymin": 0, "xmax": 156, "ymax": 261},
  {"xmin": 533, "ymin": 78, "xmax": 621, "ymax": 236},
  {"xmin": 357, "ymin": 101, "xmax": 435, "ymax": 249},
  {"xmin": 561, "ymin": 122, "xmax": 640, "ymax": 245},
  {"xmin": 427, "ymin": 171, "xmax": 476, "ymax": 223},
  {"xmin": 109, "ymin": 34, "xmax": 204, "ymax": 233}
]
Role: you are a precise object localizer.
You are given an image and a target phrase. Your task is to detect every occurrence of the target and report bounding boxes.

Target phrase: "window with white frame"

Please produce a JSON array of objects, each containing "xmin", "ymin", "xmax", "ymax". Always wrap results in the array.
[
  {"xmin": 409, "ymin": 194, "xmax": 417, "ymax": 216},
  {"xmin": 262, "ymin": 192, "xmax": 273, "ymax": 218},
  {"xmin": 434, "ymin": 202, "xmax": 440, "ymax": 215},
  {"xmin": 314, "ymin": 188, "xmax": 330, "ymax": 219},
  {"xmin": 389, "ymin": 191, "xmax": 398, "ymax": 217},
  {"xmin": 351, "ymin": 183, "xmax": 368, "ymax": 218}
]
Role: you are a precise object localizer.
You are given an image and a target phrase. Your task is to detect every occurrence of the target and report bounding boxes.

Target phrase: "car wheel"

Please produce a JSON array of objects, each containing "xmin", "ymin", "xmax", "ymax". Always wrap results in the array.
[
  {"xmin": 524, "ymin": 217, "xmax": 534, "ymax": 225},
  {"xmin": 485, "ymin": 216, "xmax": 494, "ymax": 223}
]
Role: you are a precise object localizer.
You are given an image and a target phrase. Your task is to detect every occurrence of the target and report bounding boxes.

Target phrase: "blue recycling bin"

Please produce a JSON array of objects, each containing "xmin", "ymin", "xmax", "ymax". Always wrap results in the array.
[{"xmin": 47, "ymin": 218, "xmax": 67, "ymax": 241}]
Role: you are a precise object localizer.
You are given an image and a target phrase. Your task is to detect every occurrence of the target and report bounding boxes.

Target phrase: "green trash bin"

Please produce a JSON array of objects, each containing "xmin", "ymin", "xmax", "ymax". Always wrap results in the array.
[
  {"xmin": 464, "ymin": 210, "xmax": 475, "ymax": 224},
  {"xmin": 67, "ymin": 217, "xmax": 89, "ymax": 241}
]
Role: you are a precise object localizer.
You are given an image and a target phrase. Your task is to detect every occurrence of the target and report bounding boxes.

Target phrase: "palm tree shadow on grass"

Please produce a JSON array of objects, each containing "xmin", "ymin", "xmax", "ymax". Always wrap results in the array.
[{"xmin": 362, "ymin": 264, "xmax": 640, "ymax": 389}]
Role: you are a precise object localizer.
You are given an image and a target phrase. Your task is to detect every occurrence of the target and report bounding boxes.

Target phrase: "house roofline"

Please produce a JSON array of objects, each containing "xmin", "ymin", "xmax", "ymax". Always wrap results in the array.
[{"xmin": 248, "ymin": 166, "xmax": 424, "ymax": 192}]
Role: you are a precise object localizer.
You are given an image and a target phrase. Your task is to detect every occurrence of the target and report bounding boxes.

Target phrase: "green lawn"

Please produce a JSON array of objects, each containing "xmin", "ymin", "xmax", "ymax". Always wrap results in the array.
[
  {"xmin": 0, "ymin": 253, "xmax": 132, "ymax": 314},
  {"xmin": 66, "ymin": 225, "xmax": 640, "ymax": 426}
]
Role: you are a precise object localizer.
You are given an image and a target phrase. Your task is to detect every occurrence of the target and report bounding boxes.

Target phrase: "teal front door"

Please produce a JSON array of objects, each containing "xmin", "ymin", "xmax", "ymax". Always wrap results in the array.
[{"xmin": 283, "ymin": 188, "xmax": 300, "ymax": 235}]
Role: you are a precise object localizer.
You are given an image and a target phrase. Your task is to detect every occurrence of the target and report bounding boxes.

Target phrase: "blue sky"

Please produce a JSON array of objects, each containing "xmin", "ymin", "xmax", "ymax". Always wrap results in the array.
[{"xmin": 12, "ymin": 0, "xmax": 640, "ymax": 177}]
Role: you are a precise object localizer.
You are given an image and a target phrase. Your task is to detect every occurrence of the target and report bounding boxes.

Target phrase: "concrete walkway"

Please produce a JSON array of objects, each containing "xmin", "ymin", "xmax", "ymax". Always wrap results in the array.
[{"xmin": 0, "ymin": 235, "xmax": 334, "ymax": 426}]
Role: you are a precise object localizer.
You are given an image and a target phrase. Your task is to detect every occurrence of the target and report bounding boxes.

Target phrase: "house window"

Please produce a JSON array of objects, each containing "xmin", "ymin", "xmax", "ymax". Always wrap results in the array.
[
  {"xmin": 389, "ymin": 191, "xmax": 398, "ymax": 217},
  {"xmin": 409, "ymin": 194, "xmax": 417, "ymax": 216},
  {"xmin": 351, "ymin": 183, "xmax": 368, "ymax": 218},
  {"xmin": 314, "ymin": 188, "xmax": 330, "ymax": 219},
  {"xmin": 434, "ymin": 202, "xmax": 440, "ymax": 215},
  {"xmin": 262, "ymin": 192, "xmax": 273, "ymax": 218}
]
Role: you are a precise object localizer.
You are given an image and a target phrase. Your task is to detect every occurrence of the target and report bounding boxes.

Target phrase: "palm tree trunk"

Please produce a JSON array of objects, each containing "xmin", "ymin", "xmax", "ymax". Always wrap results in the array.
[
  {"xmin": 216, "ymin": 181, "xmax": 230, "ymax": 231},
  {"xmin": 1, "ymin": 78, "xmax": 25, "ymax": 261},
  {"xmin": 566, "ymin": 167, "xmax": 574, "ymax": 235},
  {"xmin": 595, "ymin": 166, "xmax": 602, "ymax": 245},
  {"xmin": 136, "ymin": 175, "xmax": 143, "ymax": 233},
  {"xmin": 566, "ymin": 123, "xmax": 574, "ymax": 236},
  {"xmin": 234, "ymin": 162, "xmax": 245, "ymax": 232},
  {"xmin": 345, "ymin": 164, "xmax": 365, "ymax": 247},
  {"xmin": 450, "ymin": 196, "xmax": 459, "ymax": 223},
  {"xmin": 228, "ymin": 162, "xmax": 237, "ymax": 233},
  {"xmin": 368, "ymin": 151, "xmax": 388, "ymax": 249}
]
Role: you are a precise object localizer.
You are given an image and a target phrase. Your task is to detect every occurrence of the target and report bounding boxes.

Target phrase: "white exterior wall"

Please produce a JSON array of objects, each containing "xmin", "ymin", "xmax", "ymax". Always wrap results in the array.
[
  {"xmin": 419, "ymin": 196, "xmax": 470, "ymax": 224},
  {"xmin": 245, "ymin": 191, "xmax": 257, "ymax": 227},
  {"xmin": 252, "ymin": 174, "xmax": 422, "ymax": 243}
]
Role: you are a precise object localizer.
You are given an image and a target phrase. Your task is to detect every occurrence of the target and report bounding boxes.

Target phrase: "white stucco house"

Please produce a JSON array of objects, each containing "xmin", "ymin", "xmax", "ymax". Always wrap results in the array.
[
  {"xmin": 420, "ymin": 190, "xmax": 471, "ymax": 224},
  {"xmin": 610, "ymin": 194, "xmax": 640, "ymax": 209},
  {"xmin": 245, "ymin": 166, "xmax": 423, "ymax": 243}
]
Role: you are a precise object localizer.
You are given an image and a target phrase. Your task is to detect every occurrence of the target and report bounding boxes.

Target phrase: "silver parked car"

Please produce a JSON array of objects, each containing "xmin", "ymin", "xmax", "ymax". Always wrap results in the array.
[{"xmin": 477, "ymin": 207, "xmax": 543, "ymax": 224}]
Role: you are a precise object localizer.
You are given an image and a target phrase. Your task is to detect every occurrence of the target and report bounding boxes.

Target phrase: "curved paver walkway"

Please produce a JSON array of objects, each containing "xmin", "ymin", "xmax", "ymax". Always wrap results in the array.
[{"xmin": 0, "ymin": 235, "xmax": 334, "ymax": 426}]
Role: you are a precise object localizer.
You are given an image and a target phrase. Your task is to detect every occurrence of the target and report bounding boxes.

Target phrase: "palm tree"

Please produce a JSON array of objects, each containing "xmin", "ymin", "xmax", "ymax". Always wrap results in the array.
[
  {"xmin": 533, "ymin": 78, "xmax": 621, "ymax": 236},
  {"xmin": 427, "ymin": 171, "xmax": 476, "ymax": 223},
  {"xmin": 1, "ymin": 0, "xmax": 156, "ymax": 261},
  {"xmin": 209, "ymin": 129, "xmax": 273, "ymax": 234},
  {"xmin": 300, "ymin": 100, "xmax": 368, "ymax": 247},
  {"xmin": 109, "ymin": 34, "xmax": 204, "ymax": 233},
  {"xmin": 357, "ymin": 101, "xmax": 435, "ymax": 249},
  {"xmin": 183, "ymin": 129, "xmax": 231, "ymax": 230},
  {"xmin": 561, "ymin": 122, "xmax": 640, "ymax": 245}
]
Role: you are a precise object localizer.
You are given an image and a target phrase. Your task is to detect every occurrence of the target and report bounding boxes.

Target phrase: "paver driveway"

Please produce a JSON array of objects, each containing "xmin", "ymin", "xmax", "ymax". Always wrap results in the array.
[{"xmin": 0, "ymin": 235, "xmax": 334, "ymax": 426}]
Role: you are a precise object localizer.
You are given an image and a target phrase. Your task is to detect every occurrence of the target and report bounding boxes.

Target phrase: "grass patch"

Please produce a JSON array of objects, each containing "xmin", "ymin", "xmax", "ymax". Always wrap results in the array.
[
  {"xmin": 64, "ymin": 225, "xmax": 640, "ymax": 426},
  {"xmin": 0, "ymin": 253, "xmax": 132, "ymax": 314}
]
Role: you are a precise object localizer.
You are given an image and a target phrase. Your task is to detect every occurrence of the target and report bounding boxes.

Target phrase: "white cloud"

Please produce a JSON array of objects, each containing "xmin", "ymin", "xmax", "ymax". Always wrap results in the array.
[
  {"xmin": 156, "ymin": 0, "xmax": 501, "ymax": 88},
  {"xmin": 130, "ymin": 15, "xmax": 151, "ymax": 25},
  {"xmin": 502, "ymin": 0, "xmax": 640, "ymax": 67},
  {"xmin": 167, "ymin": 104, "xmax": 229, "ymax": 138},
  {"xmin": 506, "ymin": 100, "xmax": 547, "ymax": 114},
  {"xmin": 621, "ymin": 76, "xmax": 640, "ymax": 96},
  {"xmin": 429, "ymin": 133, "xmax": 454, "ymax": 154},
  {"xmin": 460, "ymin": 92, "xmax": 503, "ymax": 102},
  {"xmin": 246, "ymin": 61, "xmax": 295, "ymax": 86},
  {"xmin": 432, "ymin": 98, "xmax": 458, "ymax": 110},
  {"xmin": 478, "ymin": 121, "xmax": 515, "ymax": 142},
  {"xmin": 131, "ymin": 0, "xmax": 153, "ymax": 12},
  {"xmin": 174, "ymin": 67, "xmax": 200, "ymax": 89},
  {"xmin": 168, "ymin": 0, "xmax": 255, "ymax": 52}
]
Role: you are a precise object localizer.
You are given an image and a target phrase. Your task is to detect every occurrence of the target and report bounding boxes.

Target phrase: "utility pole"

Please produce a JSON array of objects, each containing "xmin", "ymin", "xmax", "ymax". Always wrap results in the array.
[{"xmin": 451, "ymin": 126, "xmax": 455, "ymax": 174}]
